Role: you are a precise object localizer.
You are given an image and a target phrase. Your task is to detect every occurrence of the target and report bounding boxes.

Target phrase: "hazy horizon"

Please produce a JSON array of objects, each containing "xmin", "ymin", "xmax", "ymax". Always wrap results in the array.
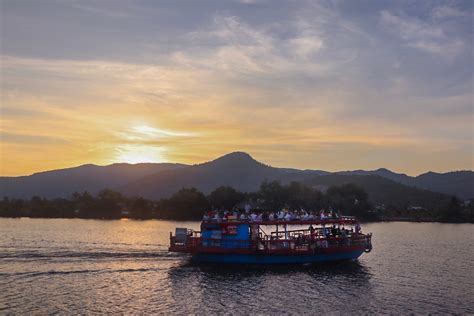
[{"xmin": 1, "ymin": 0, "xmax": 473, "ymax": 176}]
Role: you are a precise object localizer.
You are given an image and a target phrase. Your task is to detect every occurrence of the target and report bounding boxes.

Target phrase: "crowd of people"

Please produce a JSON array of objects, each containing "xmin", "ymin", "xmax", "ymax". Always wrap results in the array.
[{"xmin": 202, "ymin": 206, "xmax": 344, "ymax": 223}]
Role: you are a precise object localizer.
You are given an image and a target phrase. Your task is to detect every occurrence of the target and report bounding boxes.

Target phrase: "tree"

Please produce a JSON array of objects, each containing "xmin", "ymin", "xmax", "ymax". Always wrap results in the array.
[
  {"xmin": 208, "ymin": 186, "xmax": 245, "ymax": 210},
  {"xmin": 128, "ymin": 196, "xmax": 152, "ymax": 219},
  {"xmin": 157, "ymin": 188, "xmax": 209, "ymax": 220},
  {"xmin": 259, "ymin": 181, "xmax": 288, "ymax": 210},
  {"xmin": 439, "ymin": 196, "xmax": 463, "ymax": 222},
  {"xmin": 95, "ymin": 189, "xmax": 124, "ymax": 219},
  {"xmin": 326, "ymin": 184, "xmax": 373, "ymax": 219},
  {"xmin": 286, "ymin": 181, "xmax": 323, "ymax": 211}
]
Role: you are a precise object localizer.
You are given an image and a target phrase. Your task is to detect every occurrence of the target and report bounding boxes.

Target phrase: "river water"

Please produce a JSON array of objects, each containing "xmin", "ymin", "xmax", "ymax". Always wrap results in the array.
[{"xmin": 0, "ymin": 219, "xmax": 473, "ymax": 314}]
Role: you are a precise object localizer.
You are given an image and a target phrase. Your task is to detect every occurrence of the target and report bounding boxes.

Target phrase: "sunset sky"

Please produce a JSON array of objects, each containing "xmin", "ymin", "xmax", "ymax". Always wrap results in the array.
[{"xmin": 1, "ymin": 0, "xmax": 473, "ymax": 176}]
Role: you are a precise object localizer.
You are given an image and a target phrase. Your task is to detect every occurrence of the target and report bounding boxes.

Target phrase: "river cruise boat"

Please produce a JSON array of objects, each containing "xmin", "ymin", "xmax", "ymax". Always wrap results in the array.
[{"xmin": 169, "ymin": 215, "xmax": 372, "ymax": 264}]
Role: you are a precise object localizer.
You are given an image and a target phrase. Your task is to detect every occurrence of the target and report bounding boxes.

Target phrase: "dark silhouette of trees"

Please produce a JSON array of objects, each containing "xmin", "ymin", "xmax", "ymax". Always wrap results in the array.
[
  {"xmin": 128, "ymin": 196, "xmax": 153, "ymax": 219},
  {"xmin": 438, "ymin": 196, "xmax": 463, "ymax": 222},
  {"xmin": 0, "ymin": 181, "xmax": 471, "ymax": 222},
  {"xmin": 259, "ymin": 180, "xmax": 288, "ymax": 210},
  {"xmin": 95, "ymin": 189, "xmax": 124, "ymax": 219},
  {"xmin": 157, "ymin": 188, "xmax": 209, "ymax": 220},
  {"xmin": 208, "ymin": 186, "xmax": 245, "ymax": 210},
  {"xmin": 286, "ymin": 181, "xmax": 324, "ymax": 211},
  {"xmin": 325, "ymin": 183, "xmax": 373, "ymax": 219}
]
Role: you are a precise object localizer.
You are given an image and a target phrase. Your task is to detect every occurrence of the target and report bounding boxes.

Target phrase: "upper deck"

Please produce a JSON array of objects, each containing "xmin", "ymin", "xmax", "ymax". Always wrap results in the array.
[{"xmin": 200, "ymin": 216, "xmax": 359, "ymax": 228}]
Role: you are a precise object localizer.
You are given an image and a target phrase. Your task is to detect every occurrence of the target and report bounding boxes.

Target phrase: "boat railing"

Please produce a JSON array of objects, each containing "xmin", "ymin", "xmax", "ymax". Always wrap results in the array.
[
  {"xmin": 282, "ymin": 234, "xmax": 369, "ymax": 249},
  {"xmin": 200, "ymin": 238, "xmax": 256, "ymax": 249},
  {"xmin": 171, "ymin": 233, "xmax": 371, "ymax": 252},
  {"xmin": 201, "ymin": 217, "xmax": 358, "ymax": 225}
]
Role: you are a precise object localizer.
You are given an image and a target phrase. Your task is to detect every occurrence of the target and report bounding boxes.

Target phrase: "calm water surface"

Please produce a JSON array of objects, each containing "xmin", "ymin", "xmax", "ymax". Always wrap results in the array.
[{"xmin": 0, "ymin": 219, "xmax": 473, "ymax": 314}]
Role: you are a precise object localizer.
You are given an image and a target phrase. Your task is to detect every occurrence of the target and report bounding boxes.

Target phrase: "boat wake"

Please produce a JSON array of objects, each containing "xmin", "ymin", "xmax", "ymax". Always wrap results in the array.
[
  {"xmin": 0, "ymin": 266, "xmax": 167, "ymax": 278},
  {"xmin": 0, "ymin": 249, "xmax": 184, "ymax": 260}
]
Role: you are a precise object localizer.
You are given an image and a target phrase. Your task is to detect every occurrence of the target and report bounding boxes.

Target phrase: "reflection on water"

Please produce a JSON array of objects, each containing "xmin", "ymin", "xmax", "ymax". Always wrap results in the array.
[
  {"xmin": 0, "ymin": 219, "xmax": 473, "ymax": 314},
  {"xmin": 168, "ymin": 261, "xmax": 374, "ymax": 314}
]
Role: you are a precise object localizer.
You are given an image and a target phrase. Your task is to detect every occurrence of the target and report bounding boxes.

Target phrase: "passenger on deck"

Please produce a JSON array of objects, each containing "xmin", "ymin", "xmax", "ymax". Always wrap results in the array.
[
  {"xmin": 355, "ymin": 223, "xmax": 361, "ymax": 234},
  {"xmin": 268, "ymin": 212, "xmax": 275, "ymax": 221},
  {"xmin": 245, "ymin": 204, "xmax": 251, "ymax": 214},
  {"xmin": 324, "ymin": 228, "xmax": 330, "ymax": 238}
]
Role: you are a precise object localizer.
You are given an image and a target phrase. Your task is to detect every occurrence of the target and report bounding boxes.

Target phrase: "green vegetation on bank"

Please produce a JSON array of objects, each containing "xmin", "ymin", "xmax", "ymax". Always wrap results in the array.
[{"xmin": 0, "ymin": 181, "xmax": 472, "ymax": 222}]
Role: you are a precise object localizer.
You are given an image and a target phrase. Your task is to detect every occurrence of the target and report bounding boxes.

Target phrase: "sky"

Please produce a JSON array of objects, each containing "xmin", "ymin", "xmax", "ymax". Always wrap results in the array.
[{"xmin": 0, "ymin": 0, "xmax": 473, "ymax": 176}]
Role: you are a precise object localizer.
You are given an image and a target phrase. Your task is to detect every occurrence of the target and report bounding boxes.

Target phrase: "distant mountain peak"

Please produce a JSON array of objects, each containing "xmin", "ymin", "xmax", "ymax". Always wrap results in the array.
[
  {"xmin": 213, "ymin": 151, "xmax": 256, "ymax": 162},
  {"xmin": 374, "ymin": 168, "xmax": 408, "ymax": 177},
  {"xmin": 221, "ymin": 151, "xmax": 253, "ymax": 158}
]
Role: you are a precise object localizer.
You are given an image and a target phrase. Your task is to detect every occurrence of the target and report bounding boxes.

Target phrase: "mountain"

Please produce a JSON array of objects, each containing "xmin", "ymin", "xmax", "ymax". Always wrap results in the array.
[
  {"xmin": 337, "ymin": 168, "xmax": 412, "ymax": 184},
  {"xmin": 412, "ymin": 171, "xmax": 473, "ymax": 200},
  {"xmin": 0, "ymin": 163, "xmax": 186, "ymax": 198},
  {"xmin": 119, "ymin": 152, "xmax": 327, "ymax": 199},
  {"xmin": 337, "ymin": 169, "xmax": 473, "ymax": 199},
  {"xmin": 1, "ymin": 151, "xmax": 472, "ymax": 200},
  {"xmin": 303, "ymin": 174, "xmax": 449, "ymax": 208}
]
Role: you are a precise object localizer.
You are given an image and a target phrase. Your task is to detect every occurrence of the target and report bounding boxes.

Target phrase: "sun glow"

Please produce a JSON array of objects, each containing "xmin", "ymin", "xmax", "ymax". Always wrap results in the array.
[
  {"xmin": 115, "ymin": 144, "xmax": 166, "ymax": 164},
  {"xmin": 132, "ymin": 125, "xmax": 193, "ymax": 138}
]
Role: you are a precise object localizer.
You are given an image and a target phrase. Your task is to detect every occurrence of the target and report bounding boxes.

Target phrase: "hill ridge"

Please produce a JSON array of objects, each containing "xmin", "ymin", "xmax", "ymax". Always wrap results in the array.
[{"xmin": 0, "ymin": 152, "xmax": 472, "ymax": 199}]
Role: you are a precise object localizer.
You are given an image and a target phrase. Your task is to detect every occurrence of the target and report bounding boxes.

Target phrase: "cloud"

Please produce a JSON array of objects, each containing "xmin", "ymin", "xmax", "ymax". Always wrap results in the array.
[
  {"xmin": 433, "ymin": 5, "xmax": 470, "ymax": 19},
  {"xmin": 0, "ymin": 131, "xmax": 68, "ymax": 144},
  {"xmin": 289, "ymin": 36, "xmax": 324, "ymax": 58},
  {"xmin": 176, "ymin": 14, "xmax": 330, "ymax": 78},
  {"xmin": 379, "ymin": 10, "xmax": 465, "ymax": 58},
  {"xmin": 0, "ymin": 107, "xmax": 46, "ymax": 118}
]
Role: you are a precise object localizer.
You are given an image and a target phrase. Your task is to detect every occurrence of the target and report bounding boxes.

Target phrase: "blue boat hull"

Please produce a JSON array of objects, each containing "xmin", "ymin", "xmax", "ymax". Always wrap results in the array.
[{"xmin": 191, "ymin": 250, "xmax": 364, "ymax": 265}]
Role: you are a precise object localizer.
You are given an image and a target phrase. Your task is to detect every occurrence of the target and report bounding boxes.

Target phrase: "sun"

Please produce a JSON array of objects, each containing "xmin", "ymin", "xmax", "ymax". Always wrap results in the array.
[{"xmin": 115, "ymin": 144, "xmax": 166, "ymax": 164}]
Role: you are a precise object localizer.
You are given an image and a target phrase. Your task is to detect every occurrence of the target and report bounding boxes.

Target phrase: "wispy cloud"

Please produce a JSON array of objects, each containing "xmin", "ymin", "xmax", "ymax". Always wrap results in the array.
[
  {"xmin": 379, "ymin": 9, "xmax": 466, "ymax": 58},
  {"xmin": 0, "ymin": 131, "xmax": 68, "ymax": 144},
  {"xmin": 433, "ymin": 5, "xmax": 470, "ymax": 19}
]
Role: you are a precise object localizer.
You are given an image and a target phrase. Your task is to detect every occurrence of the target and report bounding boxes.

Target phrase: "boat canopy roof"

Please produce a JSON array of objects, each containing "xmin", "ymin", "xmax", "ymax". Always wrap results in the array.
[{"xmin": 201, "ymin": 216, "xmax": 358, "ymax": 228}]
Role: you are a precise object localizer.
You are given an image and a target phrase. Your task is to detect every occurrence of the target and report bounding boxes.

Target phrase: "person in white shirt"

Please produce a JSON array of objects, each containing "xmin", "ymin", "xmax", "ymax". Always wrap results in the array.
[{"xmin": 245, "ymin": 204, "xmax": 251, "ymax": 213}]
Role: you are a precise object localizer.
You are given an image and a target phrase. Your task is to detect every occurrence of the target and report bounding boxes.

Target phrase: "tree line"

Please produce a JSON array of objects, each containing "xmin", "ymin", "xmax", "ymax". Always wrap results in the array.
[{"xmin": 0, "ymin": 181, "xmax": 471, "ymax": 222}]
